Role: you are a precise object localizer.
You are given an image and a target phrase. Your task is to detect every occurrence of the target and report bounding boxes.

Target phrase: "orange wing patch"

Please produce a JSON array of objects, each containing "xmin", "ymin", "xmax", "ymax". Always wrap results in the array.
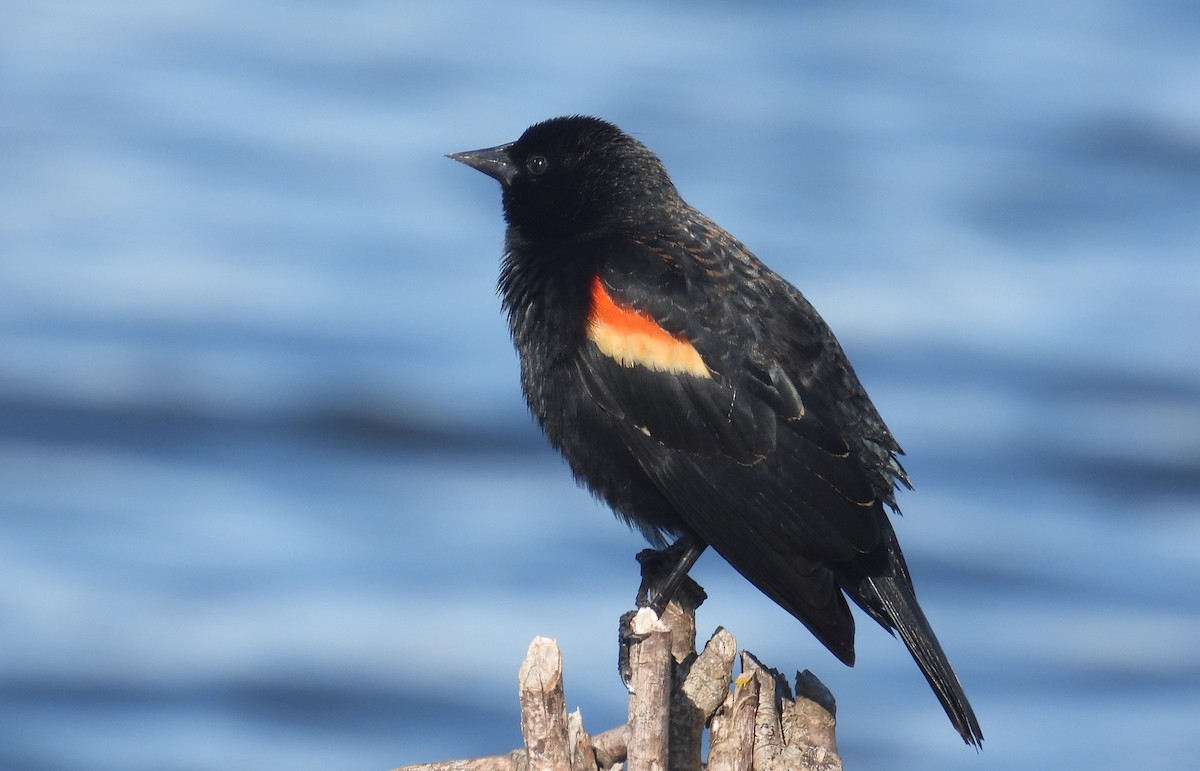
[{"xmin": 587, "ymin": 277, "xmax": 711, "ymax": 379}]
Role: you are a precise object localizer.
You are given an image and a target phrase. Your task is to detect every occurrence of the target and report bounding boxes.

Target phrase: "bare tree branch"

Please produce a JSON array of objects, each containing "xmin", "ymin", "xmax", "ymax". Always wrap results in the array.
[{"xmin": 392, "ymin": 555, "xmax": 842, "ymax": 771}]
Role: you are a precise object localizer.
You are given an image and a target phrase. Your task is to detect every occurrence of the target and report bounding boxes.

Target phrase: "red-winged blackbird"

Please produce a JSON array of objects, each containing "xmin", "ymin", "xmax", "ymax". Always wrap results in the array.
[{"xmin": 449, "ymin": 115, "xmax": 982, "ymax": 747}]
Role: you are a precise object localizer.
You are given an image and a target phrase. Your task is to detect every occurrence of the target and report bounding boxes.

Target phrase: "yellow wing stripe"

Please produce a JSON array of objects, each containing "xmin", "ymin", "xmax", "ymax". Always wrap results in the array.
[{"xmin": 587, "ymin": 277, "xmax": 711, "ymax": 378}]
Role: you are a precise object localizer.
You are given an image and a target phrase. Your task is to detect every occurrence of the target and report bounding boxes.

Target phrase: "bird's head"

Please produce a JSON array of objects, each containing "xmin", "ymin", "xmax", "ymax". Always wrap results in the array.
[{"xmin": 449, "ymin": 115, "xmax": 679, "ymax": 239}]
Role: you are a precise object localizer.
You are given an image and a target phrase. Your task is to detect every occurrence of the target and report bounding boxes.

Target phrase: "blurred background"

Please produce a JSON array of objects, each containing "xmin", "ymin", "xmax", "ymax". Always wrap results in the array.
[{"xmin": 2, "ymin": 1, "xmax": 1197, "ymax": 769}]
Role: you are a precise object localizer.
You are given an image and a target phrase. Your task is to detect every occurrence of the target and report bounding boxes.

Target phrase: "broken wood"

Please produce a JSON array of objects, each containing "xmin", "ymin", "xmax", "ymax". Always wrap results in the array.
[{"xmin": 391, "ymin": 550, "xmax": 842, "ymax": 771}]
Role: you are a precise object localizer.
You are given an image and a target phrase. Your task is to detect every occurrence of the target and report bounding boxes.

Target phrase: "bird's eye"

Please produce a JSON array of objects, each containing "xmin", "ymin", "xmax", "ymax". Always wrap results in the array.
[{"xmin": 525, "ymin": 155, "xmax": 548, "ymax": 176}]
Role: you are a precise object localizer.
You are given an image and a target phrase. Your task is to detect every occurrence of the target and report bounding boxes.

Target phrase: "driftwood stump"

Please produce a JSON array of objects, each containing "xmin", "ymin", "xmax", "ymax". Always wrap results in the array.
[{"xmin": 392, "ymin": 550, "xmax": 842, "ymax": 771}]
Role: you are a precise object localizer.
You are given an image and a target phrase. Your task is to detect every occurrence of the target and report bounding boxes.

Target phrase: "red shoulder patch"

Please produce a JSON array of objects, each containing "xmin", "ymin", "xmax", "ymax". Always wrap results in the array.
[{"xmin": 587, "ymin": 276, "xmax": 710, "ymax": 378}]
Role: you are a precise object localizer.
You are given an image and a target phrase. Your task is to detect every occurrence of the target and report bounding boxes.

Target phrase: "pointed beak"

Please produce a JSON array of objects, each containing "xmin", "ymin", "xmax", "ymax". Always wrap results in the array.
[{"xmin": 447, "ymin": 142, "xmax": 516, "ymax": 185}]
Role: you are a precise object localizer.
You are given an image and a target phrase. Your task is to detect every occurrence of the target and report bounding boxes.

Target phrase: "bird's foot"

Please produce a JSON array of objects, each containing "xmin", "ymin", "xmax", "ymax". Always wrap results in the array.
[{"xmin": 617, "ymin": 537, "xmax": 709, "ymax": 689}]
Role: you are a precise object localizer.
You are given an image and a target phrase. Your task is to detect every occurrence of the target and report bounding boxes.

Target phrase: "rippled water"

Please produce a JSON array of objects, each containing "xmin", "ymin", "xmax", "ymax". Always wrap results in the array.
[{"xmin": 2, "ymin": 2, "xmax": 1198, "ymax": 770}]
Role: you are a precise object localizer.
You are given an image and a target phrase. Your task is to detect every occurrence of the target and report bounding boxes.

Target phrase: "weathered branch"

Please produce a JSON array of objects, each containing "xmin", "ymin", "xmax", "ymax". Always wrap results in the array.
[
  {"xmin": 744, "ymin": 653, "xmax": 842, "ymax": 771},
  {"xmin": 707, "ymin": 670, "xmax": 758, "ymax": 771},
  {"xmin": 519, "ymin": 636, "xmax": 571, "ymax": 771},
  {"xmin": 390, "ymin": 751, "xmax": 524, "ymax": 771},
  {"xmin": 589, "ymin": 725, "xmax": 627, "ymax": 768},
  {"xmin": 670, "ymin": 626, "xmax": 737, "ymax": 770},
  {"xmin": 392, "ymin": 552, "xmax": 841, "ymax": 771},
  {"xmin": 626, "ymin": 608, "xmax": 672, "ymax": 770},
  {"xmin": 568, "ymin": 709, "xmax": 598, "ymax": 771}
]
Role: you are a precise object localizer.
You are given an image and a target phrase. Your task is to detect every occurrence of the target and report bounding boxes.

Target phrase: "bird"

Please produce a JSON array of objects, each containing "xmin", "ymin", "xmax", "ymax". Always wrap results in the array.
[{"xmin": 448, "ymin": 115, "xmax": 982, "ymax": 746}]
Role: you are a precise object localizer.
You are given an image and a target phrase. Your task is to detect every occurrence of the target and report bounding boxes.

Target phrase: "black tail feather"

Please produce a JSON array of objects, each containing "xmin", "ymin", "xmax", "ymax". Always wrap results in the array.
[{"xmin": 869, "ymin": 575, "xmax": 984, "ymax": 747}]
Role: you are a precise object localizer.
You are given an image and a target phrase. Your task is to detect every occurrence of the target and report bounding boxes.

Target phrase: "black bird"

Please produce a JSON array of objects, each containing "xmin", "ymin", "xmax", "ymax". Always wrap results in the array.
[{"xmin": 449, "ymin": 115, "xmax": 982, "ymax": 746}]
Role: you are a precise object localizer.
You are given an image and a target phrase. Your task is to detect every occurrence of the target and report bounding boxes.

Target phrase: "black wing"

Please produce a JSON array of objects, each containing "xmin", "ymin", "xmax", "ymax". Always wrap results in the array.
[
  {"xmin": 574, "ymin": 229, "xmax": 891, "ymax": 660},
  {"xmin": 573, "ymin": 226, "xmax": 982, "ymax": 745}
]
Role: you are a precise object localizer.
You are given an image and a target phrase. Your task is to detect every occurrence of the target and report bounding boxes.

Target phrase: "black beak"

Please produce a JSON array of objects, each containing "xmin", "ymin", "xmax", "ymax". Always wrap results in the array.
[{"xmin": 447, "ymin": 142, "xmax": 516, "ymax": 185}]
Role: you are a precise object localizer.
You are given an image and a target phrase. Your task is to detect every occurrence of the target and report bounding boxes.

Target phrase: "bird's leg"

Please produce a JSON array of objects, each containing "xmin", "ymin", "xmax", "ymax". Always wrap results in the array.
[
  {"xmin": 618, "ymin": 535, "xmax": 709, "ymax": 689},
  {"xmin": 640, "ymin": 534, "xmax": 707, "ymax": 616}
]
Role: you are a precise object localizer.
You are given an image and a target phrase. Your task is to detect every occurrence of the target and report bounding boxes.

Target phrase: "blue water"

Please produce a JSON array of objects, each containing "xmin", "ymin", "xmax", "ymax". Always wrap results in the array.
[{"xmin": 2, "ymin": 2, "xmax": 1198, "ymax": 769}]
